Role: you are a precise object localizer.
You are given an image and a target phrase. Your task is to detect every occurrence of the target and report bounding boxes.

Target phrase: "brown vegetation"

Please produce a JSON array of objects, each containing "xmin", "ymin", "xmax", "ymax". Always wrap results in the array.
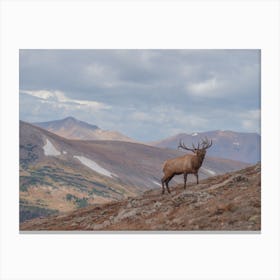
[{"xmin": 20, "ymin": 163, "xmax": 261, "ymax": 231}]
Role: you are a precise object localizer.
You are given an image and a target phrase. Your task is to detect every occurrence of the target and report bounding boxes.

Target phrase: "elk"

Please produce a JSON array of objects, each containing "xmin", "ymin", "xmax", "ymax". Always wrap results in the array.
[{"xmin": 161, "ymin": 137, "xmax": 213, "ymax": 194}]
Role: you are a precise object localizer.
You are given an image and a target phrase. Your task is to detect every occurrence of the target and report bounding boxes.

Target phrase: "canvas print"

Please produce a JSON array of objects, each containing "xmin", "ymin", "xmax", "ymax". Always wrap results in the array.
[{"xmin": 19, "ymin": 50, "xmax": 261, "ymax": 231}]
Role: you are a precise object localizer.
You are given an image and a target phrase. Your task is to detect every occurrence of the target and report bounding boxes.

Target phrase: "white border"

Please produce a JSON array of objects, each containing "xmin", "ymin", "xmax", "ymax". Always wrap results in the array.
[{"xmin": 1, "ymin": 1, "xmax": 279, "ymax": 280}]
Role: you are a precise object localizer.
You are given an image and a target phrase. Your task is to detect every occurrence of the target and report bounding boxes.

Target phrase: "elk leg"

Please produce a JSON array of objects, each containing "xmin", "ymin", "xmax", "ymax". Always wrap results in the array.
[
  {"xmin": 195, "ymin": 173, "xmax": 199, "ymax": 184},
  {"xmin": 161, "ymin": 178, "xmax": 165, "ymax": 194},
  {"xmin": 161, "ymin": 174, "xmax": 170, "ymax": 194},
  {"xmin": 166, "ymin": 181, "xmax": 171, "ymax": 194},
  {"xmin": 166, "ymin": 174, "xmax": 174, "ymax": 194},
  {"xmin": 184, "ymin": 173, "xmax": 188, "ymax": 189}
]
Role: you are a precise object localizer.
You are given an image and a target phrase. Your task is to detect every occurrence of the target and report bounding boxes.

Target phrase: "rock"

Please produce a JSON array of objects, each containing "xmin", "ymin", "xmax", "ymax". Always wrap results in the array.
[
  {"xmin": 102, "ymin": 220, "xmax": 110, "ymax": 227},
  {"xmin": 193, "ymin": 225, "xmax": 200, "ymax": 230},
  {"xmin": 254, "ymin": 164, "xmax": 261, "ymax": 172},
  {"xmin": 126, "ymin": 202, "xmax": 132, "ymax": 208},
  {"xmin": 154, "ymin": 201, "xmax": 162, "ymax": 208},
  {"xmin": 93, "ymin": 224, "xmax": 104, "ymax": 230},
  {"xmin": 113, "ymin": 208, "xmax": 138, "ymax": 223},
  {"xmin": 214, "ymin": 202, "xmax": 236, "ymax": 215},
  {"xmin": 76, "ymin": 217, "xmax": 85, "ymax": 223},
  {"xmin": 85, "ymin": 224, "xmax": 93, "ymax": 230},
  {"xmin": 248, "ymin": 215, "xmax": 260, "ymax": 224},
  {"xmin": 231, "ymin": 175, "xmax": 249, "ymax": 183},
  {"xmin": 227, "ymin": 203, "xmax": 238, "ymax": 212},
  {"xmin": 215, "ymin": 208, "xmax": 225, "ymax": 215},
  {"xmin": 173, "ymin": 218, "xmax": 182, "ymax": 225}
]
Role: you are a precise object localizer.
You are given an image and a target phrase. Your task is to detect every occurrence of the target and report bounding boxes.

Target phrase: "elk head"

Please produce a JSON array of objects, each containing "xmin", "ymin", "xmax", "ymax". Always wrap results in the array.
[{"xmin": 178, "ymin": 137, "xmax": 213, "ymax": 160}]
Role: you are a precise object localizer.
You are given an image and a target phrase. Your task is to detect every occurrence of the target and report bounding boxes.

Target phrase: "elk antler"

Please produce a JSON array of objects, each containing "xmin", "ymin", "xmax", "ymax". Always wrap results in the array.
[
  {"xmin": 178, "ymin": 140, "xmax": 199, "ymax": 152},
  {"xmin": 201, "ymin": 137, "xmax": 213, "ymax": 149}
]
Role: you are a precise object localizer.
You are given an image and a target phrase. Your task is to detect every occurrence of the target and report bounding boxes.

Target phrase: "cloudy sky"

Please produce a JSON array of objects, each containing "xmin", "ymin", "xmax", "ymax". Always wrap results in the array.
[{"xmin": 19, "ymin": 49, "xmax": 260, "ymax": 141}]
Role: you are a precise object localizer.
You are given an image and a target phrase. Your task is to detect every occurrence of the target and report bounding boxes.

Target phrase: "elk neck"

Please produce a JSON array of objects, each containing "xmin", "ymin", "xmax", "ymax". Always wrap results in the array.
[{"xmin": 194, "ymin": 153, "xmax": 205, "ymax": 169}]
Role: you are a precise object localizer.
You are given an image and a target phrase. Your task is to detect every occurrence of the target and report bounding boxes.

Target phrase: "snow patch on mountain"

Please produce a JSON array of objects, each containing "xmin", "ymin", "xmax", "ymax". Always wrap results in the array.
[
  {"xmin": 73, "ymin": 155, "xmax": 117, "ymax": 178},
  {"xmin": 43, "ymin": 139, "xmax": 61, "ymax": 156},
  {"xmin": 201, "ymin": 167, "xmax": 216, "ymax": 176},
  {"xmin": 192, "ymin": 132, "xmax": 198, "ymax": 136},
  {"xmin": 152, "ymin": 180, "xmax": 161, "ymax": 186}
]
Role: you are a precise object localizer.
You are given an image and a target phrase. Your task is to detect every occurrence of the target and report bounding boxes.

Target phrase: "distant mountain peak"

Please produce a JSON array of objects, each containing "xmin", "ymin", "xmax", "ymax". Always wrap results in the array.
[
  {"xmin": 152, "ymin": 130, "xmax": 260, "ymax": 164},
  {"xmin": 33, "ymin": 117, "xmax": 135, "ymax": 142},
  {"xmin": 63, "ymin": 116, "xmax": 77, "ymax": 121},
  {"xmin": 34, "ymin": 116, "xmax": 99, "ymax": 131}
]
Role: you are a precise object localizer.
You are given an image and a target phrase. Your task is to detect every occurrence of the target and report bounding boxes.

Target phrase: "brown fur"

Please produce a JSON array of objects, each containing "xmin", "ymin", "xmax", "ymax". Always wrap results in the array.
[{"xmin": 161, "ymin": 139, "xmax": 212, "ymax": 194}]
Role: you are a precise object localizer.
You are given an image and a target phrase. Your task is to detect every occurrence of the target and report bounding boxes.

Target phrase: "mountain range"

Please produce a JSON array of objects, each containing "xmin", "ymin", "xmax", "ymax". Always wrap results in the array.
[
  {"xmin": 152, "ymin": 130, "xmax": 260, "ymax": 163},
  {"xmin": 19, "ymin": 120, "xmax": 249, "ymax": 223},
  {"xmin": 34, "ymin": 117, "xmax": 261, "ymax": 163},
  {"xmin": 34, "ymin": 116, "xmax": 135, "ymax": 142}
]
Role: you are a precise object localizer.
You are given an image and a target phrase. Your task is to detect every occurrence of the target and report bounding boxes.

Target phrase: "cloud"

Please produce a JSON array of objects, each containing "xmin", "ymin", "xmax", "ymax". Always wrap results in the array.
[
  {"xmin": 19, "ymin": 50, "xmax": 261, "ymax": 140},
  {"xmin": 20, "ymin": 90, "xmax": 54, "ymax": 100},
  {"xmin": 126, "ymin": 106, "xmax": 210, "ymax": 140},
  {"xmin": 20, "ymin": 90, "xmax": 111, "ymax": 111},
  {"xmin": 84, "ymin": 63, "xmax": 119, "ymax": 88},
  {"xmin": 239, "ymin": 109, "xmax": 261, "ymax": 132},
  {"xmin": 187, "ymin": 76, "xmax": 227, "ymax": 97},
  {"xmin": 131, "ymin": 112, "xmax": 152, "ymax": 122}
]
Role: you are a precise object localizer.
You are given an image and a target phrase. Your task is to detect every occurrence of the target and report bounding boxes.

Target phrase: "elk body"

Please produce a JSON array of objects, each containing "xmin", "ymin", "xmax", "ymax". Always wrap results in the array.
[{"xmin": 161, "ymin": 138, "xmax": 212, "ymax": 194}]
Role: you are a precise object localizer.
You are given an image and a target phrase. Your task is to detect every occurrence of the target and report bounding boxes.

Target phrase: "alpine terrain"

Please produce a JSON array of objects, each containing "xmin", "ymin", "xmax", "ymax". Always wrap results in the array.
[
  {"xmin": 19, "ymin": 121, "xmax": 249, "ymax": 223},
  {"xmin": 21, "ymin": 163, "xmax": 261, "ymax": 231}
]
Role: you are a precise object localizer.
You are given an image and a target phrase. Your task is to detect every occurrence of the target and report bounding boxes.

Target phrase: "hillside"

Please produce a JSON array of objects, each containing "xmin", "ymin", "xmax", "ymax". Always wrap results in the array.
[
  {"xmin": 152, "ymin": 130, "xmax": 260, "ymax": 163},
  {"xmin": 20, "ymin": 121, "xmax": 249, "ymax": 223},
  {"xmin": 34, "ymin": 116, "xmax": 135, "ymax": 142},
  {"xmin": 20, "ymin": 163, "xmax": 261, "ymax": 231}
]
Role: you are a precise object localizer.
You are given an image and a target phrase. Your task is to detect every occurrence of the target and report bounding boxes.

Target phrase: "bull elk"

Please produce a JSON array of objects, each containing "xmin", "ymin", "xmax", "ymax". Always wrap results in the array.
[{"xmin": 161, "ymin": 137, "xmax": 213, "ymax": 194}]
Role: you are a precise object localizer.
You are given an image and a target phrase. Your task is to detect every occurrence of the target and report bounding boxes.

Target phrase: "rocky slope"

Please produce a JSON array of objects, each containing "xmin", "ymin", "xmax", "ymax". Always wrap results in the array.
[
  {"xmin": 20, "ymin": 163, "xmax": 261, "ymax": 231},
  {"xmin": 152, "ymin": 130, "xmax": 260, "ymax": 163},
  {"xmin": 20, "ymin": 121, "xmax": 250, "ymax": 223}
]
